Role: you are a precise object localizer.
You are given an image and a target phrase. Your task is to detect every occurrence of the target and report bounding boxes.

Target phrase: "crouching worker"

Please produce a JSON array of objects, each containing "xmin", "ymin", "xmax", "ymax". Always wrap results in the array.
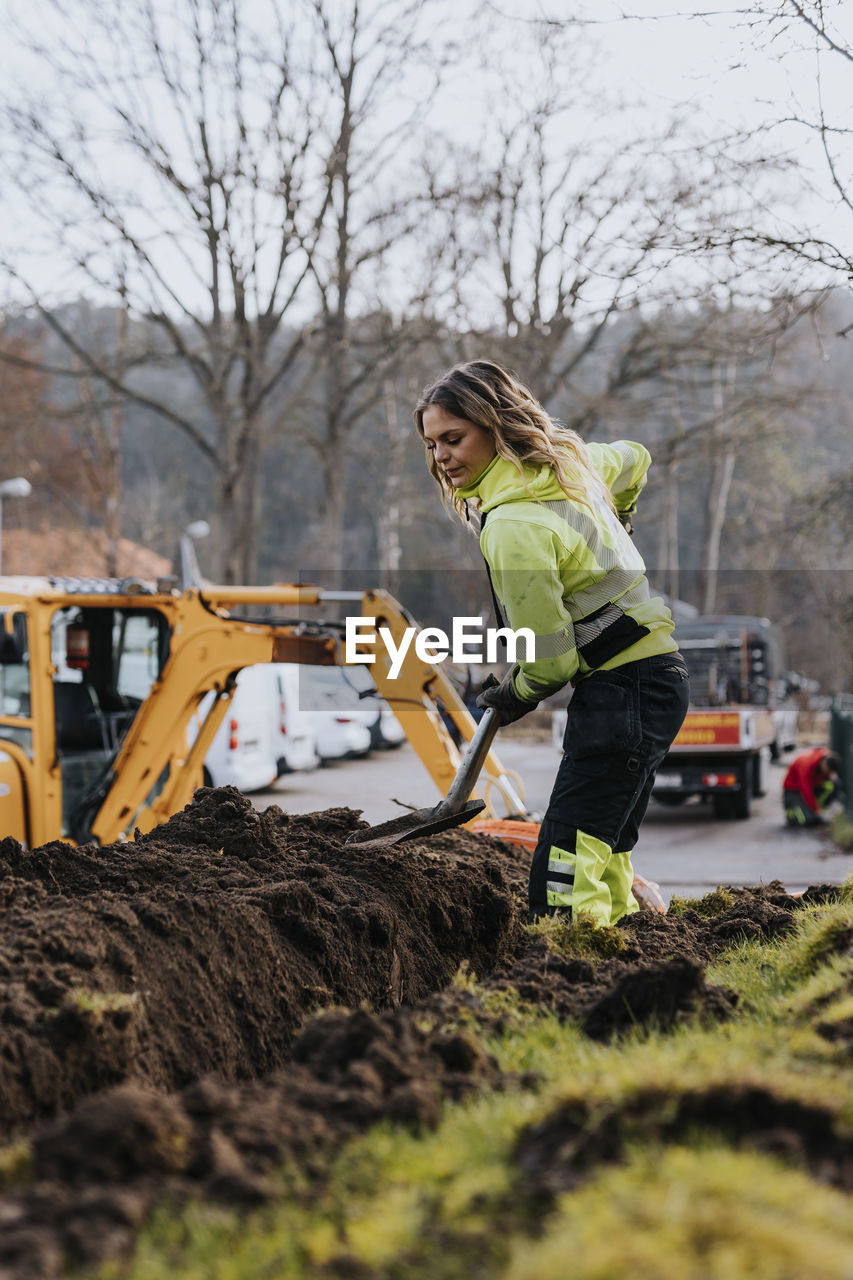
[
  {"xmin": 415, "ymin": 359, "xmax": 690, "ymax": 927},
  {"xmin": 783, "ymin": 748, "xmax": 844, "ymax": 828}
]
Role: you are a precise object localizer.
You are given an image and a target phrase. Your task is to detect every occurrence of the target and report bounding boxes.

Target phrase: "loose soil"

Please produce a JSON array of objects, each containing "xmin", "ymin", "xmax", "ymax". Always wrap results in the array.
[{"xmin": 0, "ymin": 787, "xmax": 842, "ymax": 1278}]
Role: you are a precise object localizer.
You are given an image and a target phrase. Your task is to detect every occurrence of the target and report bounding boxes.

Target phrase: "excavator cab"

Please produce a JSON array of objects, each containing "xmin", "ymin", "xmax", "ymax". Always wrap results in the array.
[{"xmin": 50, "ymin": 605, "xmax": 171, "ymax": 840}]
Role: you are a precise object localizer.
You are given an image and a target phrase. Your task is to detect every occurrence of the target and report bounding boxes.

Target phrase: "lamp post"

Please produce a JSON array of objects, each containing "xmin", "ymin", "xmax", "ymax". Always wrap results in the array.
[
  {"xmin": 0, "ymin": 477, "xmax": 32, "ymax": 575},
  {"xmin": 180, "ymin": 519, "xmax": 210, "ymax": 589}
]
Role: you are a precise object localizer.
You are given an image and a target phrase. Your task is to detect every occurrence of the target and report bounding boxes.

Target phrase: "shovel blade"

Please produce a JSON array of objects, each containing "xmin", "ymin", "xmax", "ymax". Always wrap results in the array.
[{"xmin": 345, "ymin": 799, "xmax": 486, "ymax": 851}]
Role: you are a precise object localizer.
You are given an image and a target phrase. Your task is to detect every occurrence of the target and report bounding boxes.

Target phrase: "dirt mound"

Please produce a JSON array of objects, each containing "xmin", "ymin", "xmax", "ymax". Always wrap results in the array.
[
  {"xmin": 481, "ymin": 886, "xmax": 805, "ymax": 1037},
  {"xmin": 2, "ymin": 1004, "xmax": 505, "ymax": 1277},
  {"xmin": 0, "ymin": 792, "xmax": 842, "ymax": 1279},
  {"xmin": 0, "ymin": 788, "xmax": 525, "ymax": 1140},
  {"xmin": 514, "ymin": 1082, "xmax": 853, "ymax": 1196}
]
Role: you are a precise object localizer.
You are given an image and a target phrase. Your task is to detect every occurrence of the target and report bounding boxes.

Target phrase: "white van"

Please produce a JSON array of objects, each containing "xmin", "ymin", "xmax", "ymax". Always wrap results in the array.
[
  {"xmin": 342, "ymin": 663, "xmax": 406, "ymax": 749},
  {"xmin": 199, "ymin": 665, "xmax": 279, "ymax": 793},
  {"xmin": 275, "ymin": 664, "xmax": 374, "ymax": 762},
  {"xmin": 270, "ymin": 664, "xmax": 322, "ymax": 774}
]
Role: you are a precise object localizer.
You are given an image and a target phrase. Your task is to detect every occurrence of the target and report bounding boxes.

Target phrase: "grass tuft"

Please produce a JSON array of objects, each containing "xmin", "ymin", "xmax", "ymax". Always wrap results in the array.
[
  {"xmin": 830, "ymin": 811, "xmax": 853, "ymax": 851},
  {"xmin": 668, "ymin": 886, "xmax": 736, "ymax": 917},
  {"xmin": 0, "ymin": 1139, "xmax": 33, "ymax": 1189},
  {"xmin": 504, "ymin": 1145, "xmax": 853, "ymax": 1280},
  {"xmin": 64, "ymin": 988, "xmax": 139, "ymax": 1019},
  {"xmin": 529, "ymin": 914, "xmax": 627, "ymax": 959},
  {"xmin": 782, "ymin": 903, "xmax": 853, "ymax": 980}
]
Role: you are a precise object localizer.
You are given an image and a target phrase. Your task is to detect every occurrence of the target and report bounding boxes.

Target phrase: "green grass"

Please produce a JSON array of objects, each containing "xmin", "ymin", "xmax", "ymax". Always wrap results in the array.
[
  {"xmin": 92, "ymin": 892, "xmax": 853, "ymax": 1279},
  {"xmin": 829, "ymin": 809, "xmax": 853, "ymax": 851},
  {"xmin": 504, "ymin": 1145, "xmax": 853, "ymax": 1280},
  {"xmin": 529, "ymin": 913, "xmax": 628, "ymax": 959},
  {"xmin": 668, "ymin": 886, "xmax": 737, "ymax": 917},
  {"xmin": 54, "ymin": 987, "xmax": 141, "ymax": 1024},
  {"xmin": 0, "ymin": 1138, "xmax": 33, "ymax": 1188}
]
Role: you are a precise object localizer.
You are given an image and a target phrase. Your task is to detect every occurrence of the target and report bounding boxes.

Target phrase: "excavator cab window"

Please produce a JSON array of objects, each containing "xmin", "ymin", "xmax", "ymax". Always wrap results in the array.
[
  {"xmin": 50, "ymin": 605, "xmax": 170, "ymax": 838},
  {"xmin": 113, "ymin": 611, "xmax": 166, "ymax": 703},
  {"xmin": 0, "ymin": 609, "xmax": 32, "ymax": 757}
]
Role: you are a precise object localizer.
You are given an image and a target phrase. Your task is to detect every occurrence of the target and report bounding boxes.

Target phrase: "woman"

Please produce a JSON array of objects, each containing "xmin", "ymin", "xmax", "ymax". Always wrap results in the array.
[{"xmin": 414, "ymin": 359, "xmax": 689, "ymax": 926}]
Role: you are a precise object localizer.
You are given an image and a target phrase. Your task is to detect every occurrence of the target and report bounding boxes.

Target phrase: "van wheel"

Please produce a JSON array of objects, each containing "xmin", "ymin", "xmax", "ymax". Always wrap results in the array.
[{"xmin": 202, "ymin": 766, "xmax": 213, "ymax": 788}]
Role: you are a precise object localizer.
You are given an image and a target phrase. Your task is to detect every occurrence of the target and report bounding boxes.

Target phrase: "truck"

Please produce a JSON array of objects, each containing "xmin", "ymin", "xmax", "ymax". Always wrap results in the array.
[
  {"xmin": 0, "ymin": 573, "xmax": 527, "ymax": 849},
  {"xmin": 653, "ymin": 615, "xmax": 799, "ymax": 820}
]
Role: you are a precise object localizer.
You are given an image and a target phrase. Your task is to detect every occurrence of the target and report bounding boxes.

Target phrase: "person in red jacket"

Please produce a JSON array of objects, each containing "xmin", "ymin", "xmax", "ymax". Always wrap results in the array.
[{"xmin": 783, "ymin": 749, "xmax": 844, "ymax": 827}]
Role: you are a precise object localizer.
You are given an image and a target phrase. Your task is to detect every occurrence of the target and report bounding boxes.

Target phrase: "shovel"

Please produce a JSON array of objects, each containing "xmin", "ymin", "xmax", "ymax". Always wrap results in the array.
[{"xmin": 345, "ymin": 705, "xmax": 501, "ymax": 851}]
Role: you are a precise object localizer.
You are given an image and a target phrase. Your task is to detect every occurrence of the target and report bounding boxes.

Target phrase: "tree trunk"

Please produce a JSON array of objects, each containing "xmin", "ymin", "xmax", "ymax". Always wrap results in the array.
[
  {"xmin": 104, "ymin": 305, "xmax": 127, "ymax": 577},
  {"xmin": 377, "ymin": 380, "xmax": 405, "ymax": 591},
  {"xmin": 657, "ymin": 458, "xmax": 681, "ymax": 606},
  {"xmin": 702, "ymin": 358, "xmax": 738, "ymax": 615},
  {"xmin": 702, "ymin": 446, "xmax": 736, "ymax": 615}
]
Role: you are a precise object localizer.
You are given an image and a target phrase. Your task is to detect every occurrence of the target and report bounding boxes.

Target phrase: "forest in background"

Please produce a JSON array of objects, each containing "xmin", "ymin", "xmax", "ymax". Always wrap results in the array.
[
  {"xmin": 0, "ymin": 0, "xmax": 851, "ymax": 690},
  {"xmin": 1, "ymin": 288, "xmax": 850, "ymax": 691}
]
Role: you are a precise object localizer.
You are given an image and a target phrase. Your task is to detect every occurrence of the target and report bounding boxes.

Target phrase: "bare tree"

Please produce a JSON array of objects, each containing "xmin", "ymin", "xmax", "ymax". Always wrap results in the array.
[
  {"xmin": 0, "ymin": 0, "xmax": 450, "ymax": 580},
  {"xmin": 415, "ymin": 16, "xmax": 776, "ymax": 443},
  {"xmin": 0, "ymin": 317, "xmax": 129, "ymax": 571},
  {"xmin": 0, "ymin": 0, "xmax": 324, "ymax": 578},
  {"xmin": 699, "ymin": 2, "xmax": 853, "ymax": 282},
  {"xmin": 284, "ymin": 0, "xmax": 450, "ymax": 571}
]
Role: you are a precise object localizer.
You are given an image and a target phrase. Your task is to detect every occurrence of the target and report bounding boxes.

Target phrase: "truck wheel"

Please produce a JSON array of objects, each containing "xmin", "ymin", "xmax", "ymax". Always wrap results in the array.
[
  {"xmin": 713, "ymin": 760, "xmax": 752, "ymax": 820},
  {"xmin": 752, "ymin": 748, "xmax": 768, "ymax": 798},
  {"xmin": 733, "ymin": 759, "xmax": 752, "ymax": 819},
  {"xmin": 655, "ymin": 793, "xmax": 688, "ymax": 807}
]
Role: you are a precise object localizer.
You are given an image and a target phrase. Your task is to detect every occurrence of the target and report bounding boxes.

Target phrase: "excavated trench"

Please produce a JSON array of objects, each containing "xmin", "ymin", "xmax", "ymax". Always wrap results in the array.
[{"xmin": 0, "ymin": 787, "xmax": 844, "ymax": 1278}]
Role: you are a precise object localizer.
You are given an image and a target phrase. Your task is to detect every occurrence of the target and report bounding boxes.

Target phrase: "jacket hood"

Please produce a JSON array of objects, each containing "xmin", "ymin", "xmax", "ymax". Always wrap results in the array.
[{"xmin": 457, "ymin": 454, "xmax": 568, "ymax": 513}]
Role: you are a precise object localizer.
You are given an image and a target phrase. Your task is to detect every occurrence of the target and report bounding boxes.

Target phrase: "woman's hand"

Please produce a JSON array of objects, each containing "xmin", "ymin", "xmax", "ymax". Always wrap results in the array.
[{"xmin": 476, "ymin": 668, "xmax": 538, "ymax": 726}]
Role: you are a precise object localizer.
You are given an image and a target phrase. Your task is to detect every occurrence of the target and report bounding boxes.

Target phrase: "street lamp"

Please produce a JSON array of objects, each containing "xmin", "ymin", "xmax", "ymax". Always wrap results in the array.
[
  {"xmin": 0, "ymin": 477, "xmax": 32, "ymax": 575},
  {"xmin": 180, "ymin": 519, "xmax": 210, "ymax": 589}
]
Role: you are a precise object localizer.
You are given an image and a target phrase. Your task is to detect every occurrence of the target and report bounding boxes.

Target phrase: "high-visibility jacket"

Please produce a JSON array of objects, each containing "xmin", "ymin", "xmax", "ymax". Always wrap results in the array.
[
  {"xmin": 457, "ymin": 441, "xmax": 677, "ymax": 701},
  {"xmin": 783, "ymin": 748, "xmax": 834, "ymax": 814}
]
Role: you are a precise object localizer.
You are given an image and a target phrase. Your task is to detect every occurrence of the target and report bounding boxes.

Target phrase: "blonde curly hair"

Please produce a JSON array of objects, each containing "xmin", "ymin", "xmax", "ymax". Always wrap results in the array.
[{"xmin": 413, "ymin": 359, "xmax": 614, "ymax": 519}]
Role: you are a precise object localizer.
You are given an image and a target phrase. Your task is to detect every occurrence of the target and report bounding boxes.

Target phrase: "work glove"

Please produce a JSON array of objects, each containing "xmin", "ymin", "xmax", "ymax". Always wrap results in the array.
[
  {"xmin": 476, "ymin": 668, "xmax": 538, "ymax": 726},
  {"xmin": 617, "ymin": 509, "xmax": 635, "ymax": 537}
]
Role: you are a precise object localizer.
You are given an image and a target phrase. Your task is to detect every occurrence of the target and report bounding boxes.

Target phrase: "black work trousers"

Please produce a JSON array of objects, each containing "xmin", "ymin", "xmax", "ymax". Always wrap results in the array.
[{"xmin": 529, "ymin": 653, "xmax": 690, "ymax": 923}]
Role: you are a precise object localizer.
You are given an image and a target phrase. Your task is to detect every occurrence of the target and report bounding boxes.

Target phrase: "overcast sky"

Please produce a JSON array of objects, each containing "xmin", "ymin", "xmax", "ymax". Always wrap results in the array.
[{"xmin": 1, "ymin": 0, "xmax": 850, "ymax": 309}]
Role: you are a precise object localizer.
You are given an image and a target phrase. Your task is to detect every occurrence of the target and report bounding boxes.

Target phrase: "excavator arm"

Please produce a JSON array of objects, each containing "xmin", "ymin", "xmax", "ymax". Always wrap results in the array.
[
  {"xmin": 82, "ymin": 583, "xmax": 524, "ymax": 845},
  {"xmin": 350, "ymin": 590, "xmax": 525, "ymax": 816}
]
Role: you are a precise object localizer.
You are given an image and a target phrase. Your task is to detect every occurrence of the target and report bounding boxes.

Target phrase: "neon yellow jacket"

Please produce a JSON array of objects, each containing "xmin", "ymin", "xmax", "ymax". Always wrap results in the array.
[{"xmin": 457, "ymin": 442, "xmax": 677, "ymax": 700}]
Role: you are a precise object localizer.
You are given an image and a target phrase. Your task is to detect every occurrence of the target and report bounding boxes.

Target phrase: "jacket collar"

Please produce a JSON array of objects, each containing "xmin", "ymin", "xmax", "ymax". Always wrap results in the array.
[{"xmin": 456, "ymin": 453, "xmax": 567, "ymax": 512}]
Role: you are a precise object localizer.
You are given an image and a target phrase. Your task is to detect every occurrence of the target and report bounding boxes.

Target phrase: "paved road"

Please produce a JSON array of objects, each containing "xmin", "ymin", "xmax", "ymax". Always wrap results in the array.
[{"xmin": 253, "ymin": 738, "xmax": 851, "ymax": 905}]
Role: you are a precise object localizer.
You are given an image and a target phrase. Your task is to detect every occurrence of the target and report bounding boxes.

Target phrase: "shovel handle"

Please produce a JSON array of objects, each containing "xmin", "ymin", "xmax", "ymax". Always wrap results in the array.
[{"xmin": 441, "ymin": 706, "xmax": 500, "ymax": 817}]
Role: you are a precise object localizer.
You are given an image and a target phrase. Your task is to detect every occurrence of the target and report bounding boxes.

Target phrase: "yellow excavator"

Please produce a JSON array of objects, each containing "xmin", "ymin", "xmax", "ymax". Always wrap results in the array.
[
  {"xmin": 0, "ymin": 570, "xmax": 664, "ymax": 910},
  {"xmin": 0, "ymin": 574, "xmax": 526, "ymax": 849}
]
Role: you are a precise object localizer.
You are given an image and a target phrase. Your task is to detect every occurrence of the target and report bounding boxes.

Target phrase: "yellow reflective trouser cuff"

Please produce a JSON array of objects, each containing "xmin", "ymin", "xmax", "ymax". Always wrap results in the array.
[
  {"xmin": 603, "ymin": 850, "xmax": 640, "ymax": 922},
  {"xmin": 546, "ymin": 830, "xmax": 612, "ymax": 927}
]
